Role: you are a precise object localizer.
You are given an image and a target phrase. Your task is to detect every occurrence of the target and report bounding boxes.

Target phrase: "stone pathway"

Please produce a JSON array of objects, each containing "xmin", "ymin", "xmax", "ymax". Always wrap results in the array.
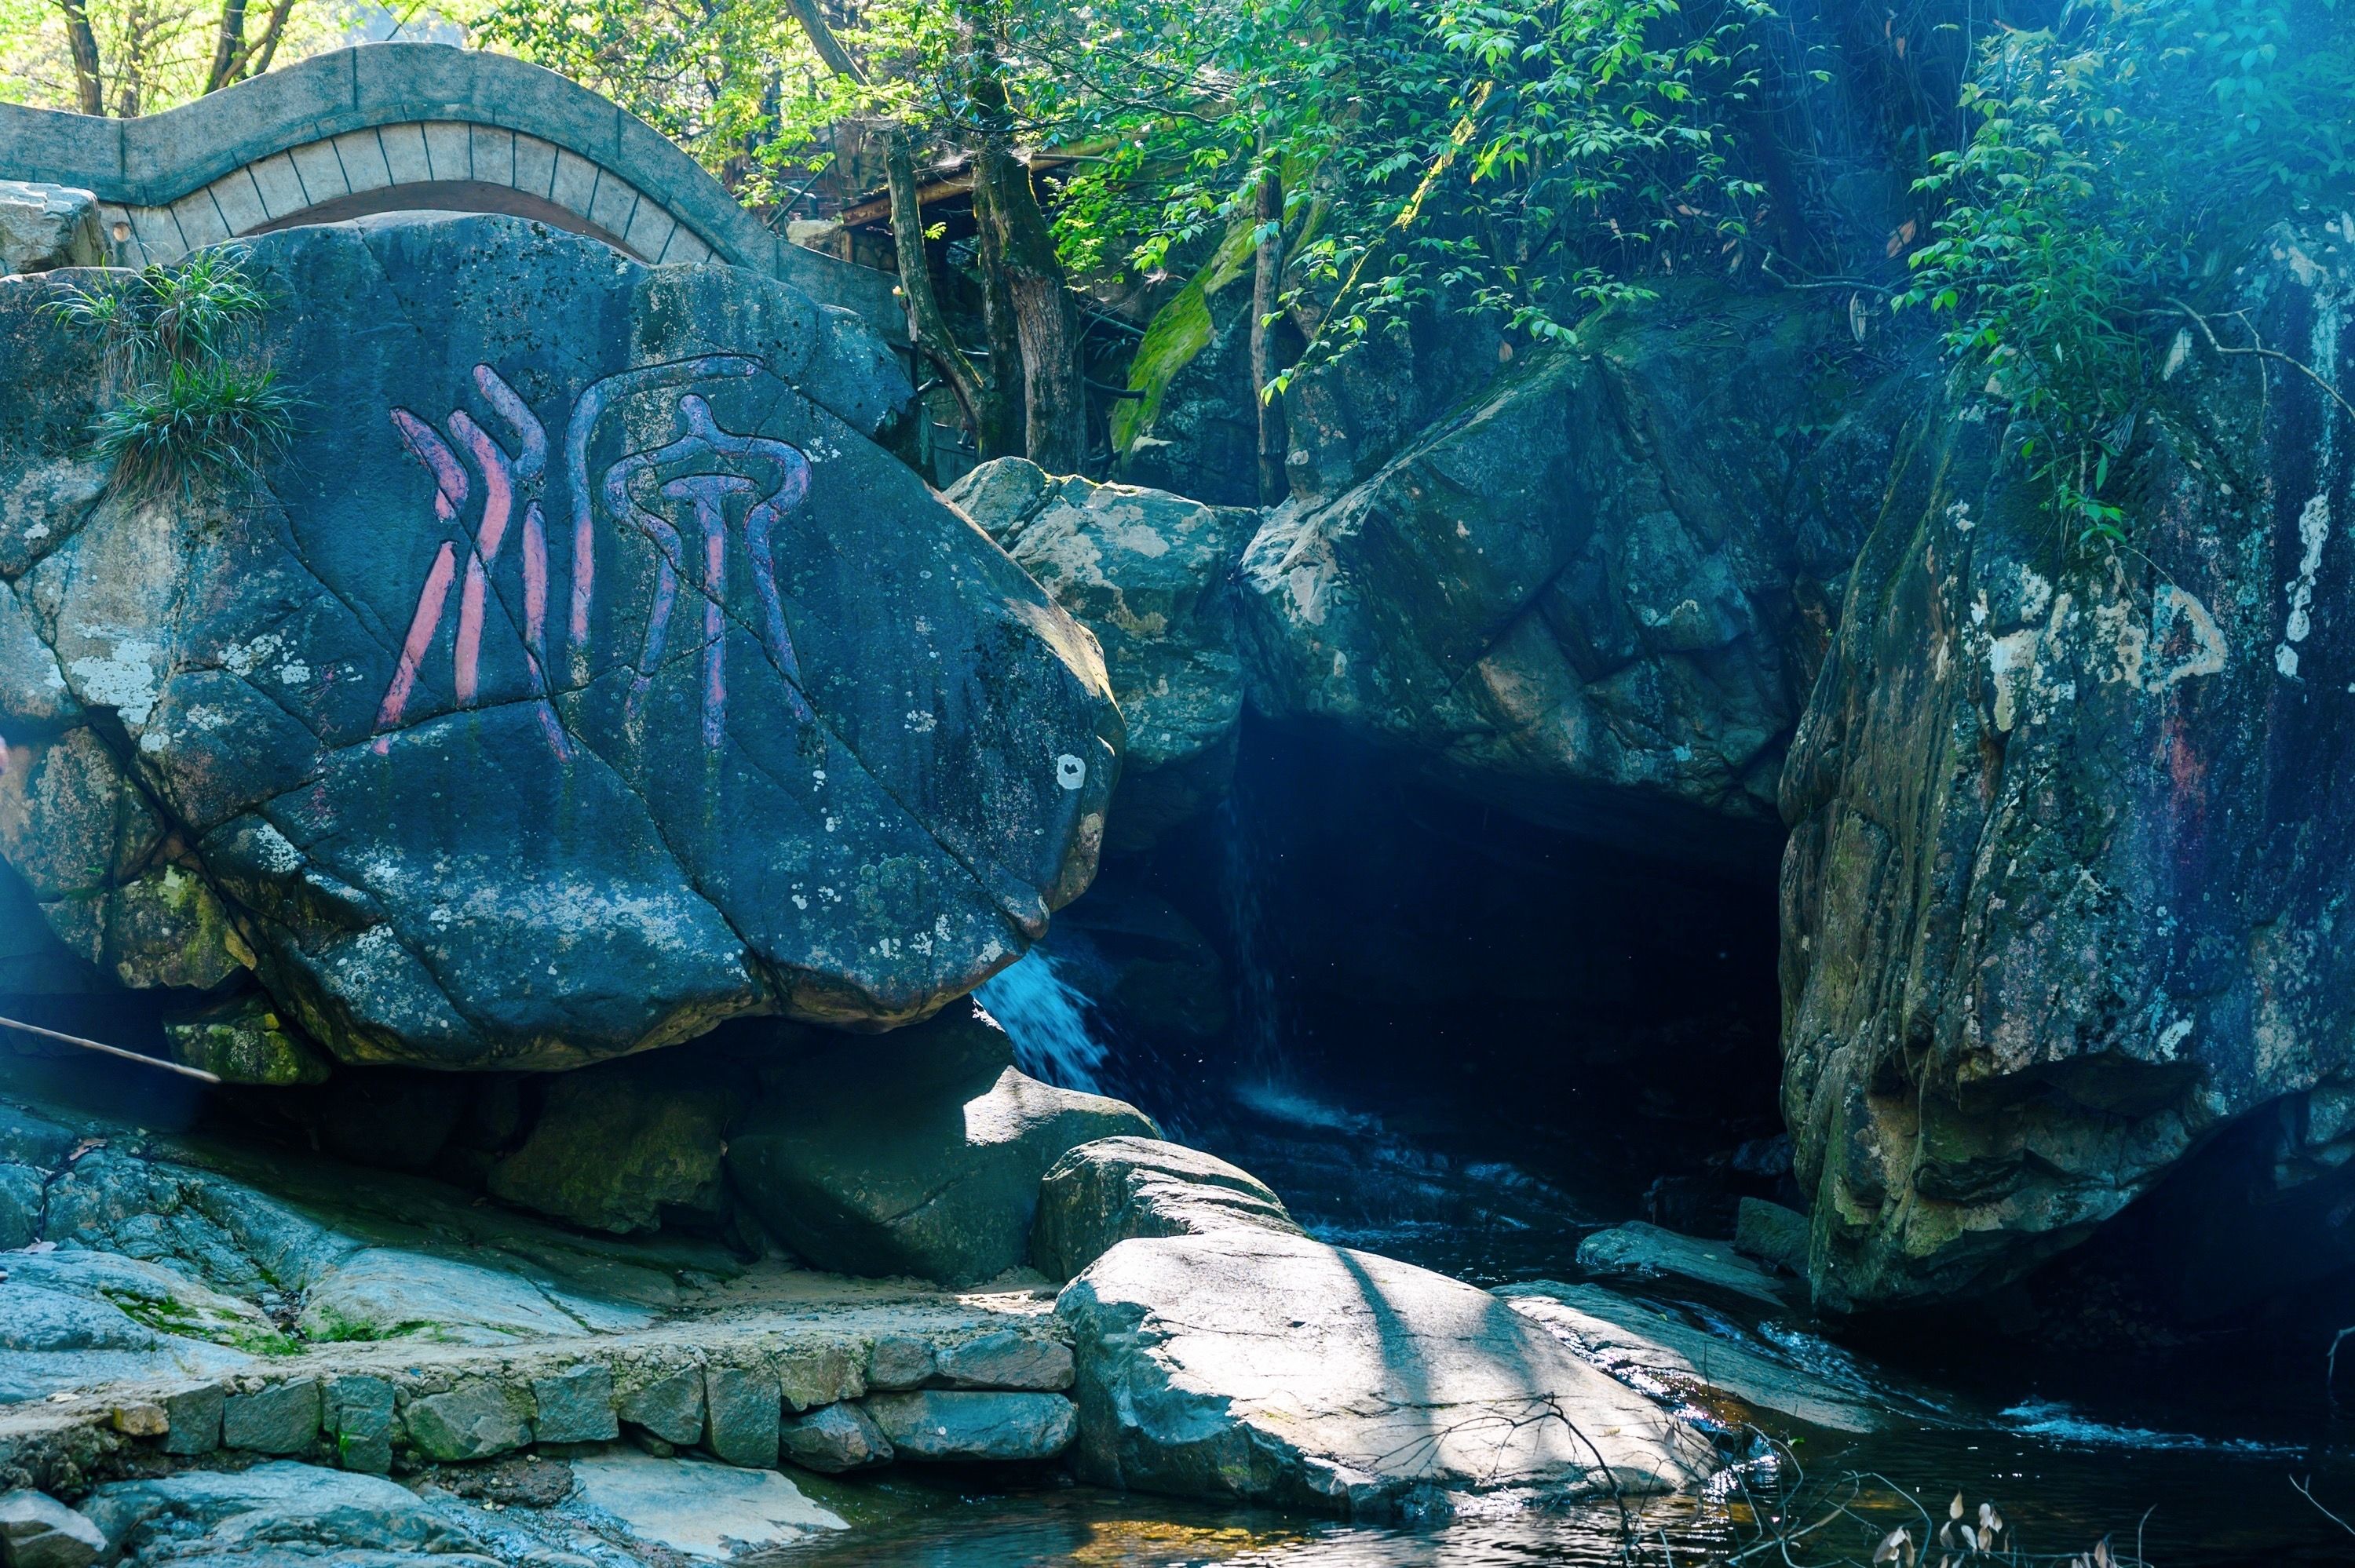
[{"xmin": 0, "ymin": 1092, "xmax": 1078, "ymax": 1501}]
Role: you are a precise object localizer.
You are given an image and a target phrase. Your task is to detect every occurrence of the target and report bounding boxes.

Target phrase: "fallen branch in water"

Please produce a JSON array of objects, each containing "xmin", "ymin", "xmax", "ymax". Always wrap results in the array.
[
  {"xmin": 1719, "ymin": 1459, "xmax": 2159, "ymax": 1567},
  {"xmin": 2295, "ymin": 1474, "xmax": 2355, "ymax": 1537}
]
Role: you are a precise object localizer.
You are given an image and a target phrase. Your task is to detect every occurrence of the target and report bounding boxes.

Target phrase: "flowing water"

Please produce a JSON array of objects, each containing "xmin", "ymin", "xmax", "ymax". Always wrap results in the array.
[
  {"xmin": 975, "ymin": 950, "xmax": 1112, "ymax": 1095},
  {"xmin": 976, "ymin": 993, "xmax": 2355, "ymax": 1566}
]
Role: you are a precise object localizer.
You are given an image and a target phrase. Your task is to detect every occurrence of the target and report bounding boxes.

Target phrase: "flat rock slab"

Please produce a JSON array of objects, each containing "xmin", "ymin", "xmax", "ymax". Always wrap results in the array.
[
  {"xmin": 1498, "ymin": 1282, "xmax": 1897, "ymax": 1435},
  {"xmin": 1057, "ymin": 1231, "xmax": 1714, "ymax": 1516},
  {"xmin": 0, "ymin": 212, "xmax": 1119, "ymax": 1066},
  {"xmin": 1575, "ymin": 1223, "xmax": 1796, "ymax": 1309},
  {"xmin": 569, "ymin": 1449, "xmax": 845, "ymax": 1559}
]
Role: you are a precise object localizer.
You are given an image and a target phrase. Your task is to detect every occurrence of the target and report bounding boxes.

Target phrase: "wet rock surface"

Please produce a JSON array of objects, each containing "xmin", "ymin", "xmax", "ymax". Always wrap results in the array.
[
  {"xmin": 860, "ymin": 1390, "xmax": 1076, "ymax": 1462},
  {"xmin": 0, "ymin": 211, "xmax": 1122, "ymax": 1069},
  {"xmin": 1575, "ymin": 1222, "xmax": 1797, "ymax": 1310},
  {"xmin": 1780, "ymin": 225, "xmax": 2355, "ymax": 1311},
  {"xmin": 1499, "ymin": 1282, "xmax": 1899, "ymax": 1435}
]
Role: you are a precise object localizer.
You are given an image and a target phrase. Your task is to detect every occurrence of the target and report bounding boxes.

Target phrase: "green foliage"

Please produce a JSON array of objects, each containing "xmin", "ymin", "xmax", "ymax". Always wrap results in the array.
[
  {"xmin": 1899, "ymin": 0, "xmax": 2355, "ymax": 551},
  {"xmin": 458, "ymin": 0, "xmax": 1773, "ymax": 395},
  {"xmin": 1048, "ymin": 0, "xmax": 1774, "ymax": 388},
  {"xmin": 90, "ymin": 358, "xmax": 298, "ymax": 496},
  {"xmin": 0, "ymin": 0, "xmax": 352, "ymax": 115},
  {"xmin": 453, "ymin": 0, "xmax": 821, "ymax": 204},
  {"xmin": 46, "ymin": 246, "xmax": 298, "ymax": 498}
]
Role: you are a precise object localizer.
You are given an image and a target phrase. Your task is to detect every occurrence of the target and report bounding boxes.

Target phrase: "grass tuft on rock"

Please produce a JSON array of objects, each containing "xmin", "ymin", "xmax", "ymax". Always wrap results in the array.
[{"xmin": 44, "ymin": 244, "xmax": 299, "ymax": 498}]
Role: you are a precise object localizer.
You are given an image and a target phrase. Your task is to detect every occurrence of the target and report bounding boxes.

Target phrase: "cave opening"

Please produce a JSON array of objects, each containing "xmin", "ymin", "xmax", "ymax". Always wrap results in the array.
[{"xmin": 1057, "ymin": 713, "xmax": 1798, "ymax": 1283}]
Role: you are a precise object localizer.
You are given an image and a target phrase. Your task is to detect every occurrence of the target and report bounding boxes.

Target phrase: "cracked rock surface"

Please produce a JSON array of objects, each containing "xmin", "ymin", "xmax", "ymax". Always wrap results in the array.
[
  {"xmin": 1055, "ymin": 1228, "xmax": 1714, "ymax": 1516},
  {"xmin": 1242, "ymin": 289, "xmax": 1919, "ymax": 870},
  {"xmin": 1780, "ymin": 225, "xmax": 2355, "ymax": 1311},
  {"xmin": 0, "ymin": 213, "xmax": 1122, "ymax": 1068}
]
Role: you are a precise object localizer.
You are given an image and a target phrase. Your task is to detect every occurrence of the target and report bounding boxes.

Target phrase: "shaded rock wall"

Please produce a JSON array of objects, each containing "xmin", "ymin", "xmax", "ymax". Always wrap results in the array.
[
  {"xmin": 1780, "ymin": 228, "xmax": 2355, "ymax": 1310},
  {"xmin": 949, "ymin": 459, "xmax": 1256, "ymax": 851},
  {"xmin": 1240, "ymin": 292, "xmax": 1919, "ymax": 868}
]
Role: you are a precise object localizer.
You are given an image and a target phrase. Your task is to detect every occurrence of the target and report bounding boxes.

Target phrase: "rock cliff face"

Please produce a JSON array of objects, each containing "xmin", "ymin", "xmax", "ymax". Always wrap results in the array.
[
  {"xmin": 1780, "ymin": 228, "xmax": 2355, "ymax": 1310},
  {"xmin": 0, "ymin": 213, "xmax": 1122, "ymax": 1068},
  {"xmin": 948, "ymin": 460, "xmax": 1255, "ymax": 851},
  {"xmin": 1240, "ymin": 293, "xmax": 1913, "ymax": 865}
]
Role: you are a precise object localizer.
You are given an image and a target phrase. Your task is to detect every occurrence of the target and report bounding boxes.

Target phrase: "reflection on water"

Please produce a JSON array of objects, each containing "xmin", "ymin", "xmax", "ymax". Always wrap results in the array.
[
  {"xmin": 783, "ymin": 1479, "xmax": 1732, "ymax": 1567},
  {"xmin": 780, "ymin": 1430, "xmax": 2355, "ymax": 1566}
]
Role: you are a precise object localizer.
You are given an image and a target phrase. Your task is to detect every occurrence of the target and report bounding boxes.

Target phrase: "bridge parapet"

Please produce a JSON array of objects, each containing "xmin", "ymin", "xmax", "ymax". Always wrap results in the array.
[{"xmin": 0, "ymin": 42, "xmax": 900, "ymax": 333}]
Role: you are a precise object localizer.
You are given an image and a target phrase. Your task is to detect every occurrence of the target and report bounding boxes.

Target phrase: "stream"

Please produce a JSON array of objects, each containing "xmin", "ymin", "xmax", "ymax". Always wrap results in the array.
[{"xmin": 961, "ymin": 953, "xmax": 2355, "ymax": 1567}]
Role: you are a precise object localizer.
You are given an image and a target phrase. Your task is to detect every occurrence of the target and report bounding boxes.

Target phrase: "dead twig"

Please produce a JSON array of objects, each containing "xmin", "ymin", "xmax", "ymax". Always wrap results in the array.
[
  {"xmin": 2171, "ymin": 297, "xmax": 2355, "ymax": 428},
  {"xmin": 2295, "ymin": 1474, "xmax": 2355, "ymax": 1537},
  {"xmin": 0, "ymin": 1013, "xmax": 220, "ymax": 1084}
]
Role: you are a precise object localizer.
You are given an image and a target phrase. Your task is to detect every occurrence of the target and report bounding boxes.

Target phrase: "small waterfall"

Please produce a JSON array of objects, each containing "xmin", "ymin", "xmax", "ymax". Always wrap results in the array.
[
  {"xmin": 1218, "ymin": 758, "xmax": 1290, "ymax": 1088},
  {"xmin": 974, "ymin": 950, "xmax": 1109, "ymax": 1093}
]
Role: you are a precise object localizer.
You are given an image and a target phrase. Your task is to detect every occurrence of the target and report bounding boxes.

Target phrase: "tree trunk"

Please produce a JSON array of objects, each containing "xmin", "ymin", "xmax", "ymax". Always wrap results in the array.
[
  {"xmin": 205, "ymin": 0, "xmax": 247, "ymax": 93},
  {"xmin": 56, "ymin": 0, "xmax": 103, "ymax": 115},
  {"xmin": 1251, "ymin": 160, "xmax": 1288, "ymax": 503},
  {"xmin": 780, "ymin": 0, "xmax": 990, "ymax": 440},
  {"xmin": 883, "ymin": 129, "xmax": 989, "ymax": 438},
  {"xmin": 961, "ymin": 2, "xmax": 1085, "ymax": 472},
  {"xmin": 966, "ymin": 160, "xmax": 1025, "ymax": 459},
  {"xmin": 112, "ymin": 0, "xmax": 151, "ymax": 118},
  {"xmin": 244, "ymin": 0, "xmax": 296, "ymax": 77},
  {"xmin": 972, "ymin": 148, "xmax": 1084, "ymax": 472}
]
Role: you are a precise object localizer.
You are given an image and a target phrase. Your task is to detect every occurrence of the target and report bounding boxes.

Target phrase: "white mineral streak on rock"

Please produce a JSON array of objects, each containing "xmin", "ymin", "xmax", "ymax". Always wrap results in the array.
[
  {"xmin": 2279, "ymin": 493, "xmax": 2331, "ymax": 678},
  {"xmin": 2280, "ymin": 289, "xmax": 2346, "ymax": 678},
  {"xmin": 2148, "ymin": 585, "xmax": 2228, "ymax": 691}
]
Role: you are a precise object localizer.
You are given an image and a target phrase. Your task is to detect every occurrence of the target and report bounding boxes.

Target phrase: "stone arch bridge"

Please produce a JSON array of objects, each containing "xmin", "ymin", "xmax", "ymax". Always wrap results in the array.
[{"xmin": 0, "ymin": 42, "xmax": 899, "ymax": 330}]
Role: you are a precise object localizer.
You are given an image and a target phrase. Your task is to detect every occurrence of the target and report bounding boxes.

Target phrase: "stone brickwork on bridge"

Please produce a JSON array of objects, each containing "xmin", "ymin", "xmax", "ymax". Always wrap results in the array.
[{"xmin": 0, "ymin": 42, "xmax": 900, "ymax": 333}]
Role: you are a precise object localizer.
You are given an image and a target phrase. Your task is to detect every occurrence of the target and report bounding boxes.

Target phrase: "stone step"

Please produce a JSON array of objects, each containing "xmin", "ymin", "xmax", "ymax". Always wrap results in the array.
[{"xmin": 0, "ymin": 1285, "xmax": 1077, "ymax": 1496}]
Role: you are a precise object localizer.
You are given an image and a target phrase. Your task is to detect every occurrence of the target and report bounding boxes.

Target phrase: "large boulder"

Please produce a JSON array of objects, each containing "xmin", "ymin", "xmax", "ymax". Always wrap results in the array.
[
  {"xmin": 1057, "ymin": 1229, "xmax": 1713, "ymax": 1515},
  {"xmin": 1779, "ymin": 225, "xmax": 2355, "ymax": 1311},
  {"xmin": 948, "ymin": 460, "xmax": 1254, "ymax": 849},
  {"xmin": 0, "ymin": 182, "xmax": 104, "ymax": 277},
  {"xmin": 1241, "ymin": 291, "xmax": 1914, "ymax": 866},
  {"xmin": 726, "ymin": 1006, "xmax": 1159, "ymax": 1285},
  {"xmin": 1031, "ymin": 1135, "xmax": 1302, "ymax": 1280},
  {"xmin": 485, "ymin": 1052, "xmax": 740, "ymax": 1233},
  {"xmin": 0, "ymin": 213, "xmax": 1122, "ymax": 1068}
]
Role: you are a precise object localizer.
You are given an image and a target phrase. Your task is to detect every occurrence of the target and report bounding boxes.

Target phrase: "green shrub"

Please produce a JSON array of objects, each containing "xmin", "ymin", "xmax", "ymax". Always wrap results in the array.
[{"xmin": 1899, "ymin": 0, "xmax": 2355, "ymax": 552}]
